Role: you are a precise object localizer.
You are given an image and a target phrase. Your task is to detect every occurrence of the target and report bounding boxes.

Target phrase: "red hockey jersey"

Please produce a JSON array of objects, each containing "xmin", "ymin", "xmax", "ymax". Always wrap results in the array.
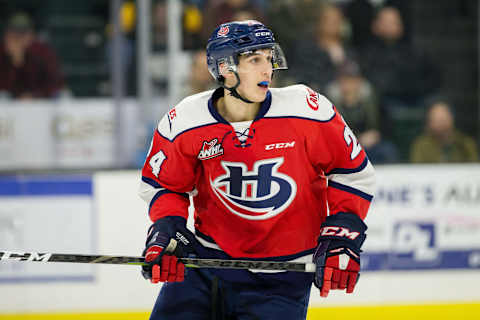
[{"xmin": 140, "ymin": 85, "xmax": 375, "ymax": 260}]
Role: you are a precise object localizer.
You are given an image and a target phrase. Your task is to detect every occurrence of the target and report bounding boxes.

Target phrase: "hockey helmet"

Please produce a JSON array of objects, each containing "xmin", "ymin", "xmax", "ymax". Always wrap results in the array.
[{"xmin": 206, "ymin": 20, "xmax": 287, "ymax": 82}]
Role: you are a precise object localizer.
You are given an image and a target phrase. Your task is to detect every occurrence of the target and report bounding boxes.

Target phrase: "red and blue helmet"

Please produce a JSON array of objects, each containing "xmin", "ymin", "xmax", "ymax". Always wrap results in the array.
[{"xmin": 206, "ymin": 20, "xmax": 288, "ymax": 82}]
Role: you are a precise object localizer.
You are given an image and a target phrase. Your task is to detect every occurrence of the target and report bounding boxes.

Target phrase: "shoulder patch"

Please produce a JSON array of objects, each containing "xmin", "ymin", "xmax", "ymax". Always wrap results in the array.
[
  {"xmin": 157, "ymin": 90, "xmax": 217, "ymax": 141},
  {"xmin": 268, "ymin": 85, "xmax": 335, "ymax": 122},
  {"xmin": 305, "ymin": 86, "xmax": 320, "ymax": 110}
]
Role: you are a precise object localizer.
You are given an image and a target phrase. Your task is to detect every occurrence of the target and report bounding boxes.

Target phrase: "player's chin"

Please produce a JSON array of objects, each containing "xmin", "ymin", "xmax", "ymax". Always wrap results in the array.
[{"xmin": 250, "ymin": 87, "xmax": 269, "ymax": 102}]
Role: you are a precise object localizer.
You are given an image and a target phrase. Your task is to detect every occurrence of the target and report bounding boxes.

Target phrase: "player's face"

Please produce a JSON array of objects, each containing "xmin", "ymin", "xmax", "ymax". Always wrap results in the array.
[{"xmin": 234, "ymin": 49, "xmax": 273, "ymax": 102}]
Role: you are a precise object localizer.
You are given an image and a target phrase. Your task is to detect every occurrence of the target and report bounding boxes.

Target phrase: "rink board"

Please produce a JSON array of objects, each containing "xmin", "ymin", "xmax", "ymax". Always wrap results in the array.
[{"xmin": 0, "ymin": 175, "xmax": 95, "ymax": 283}]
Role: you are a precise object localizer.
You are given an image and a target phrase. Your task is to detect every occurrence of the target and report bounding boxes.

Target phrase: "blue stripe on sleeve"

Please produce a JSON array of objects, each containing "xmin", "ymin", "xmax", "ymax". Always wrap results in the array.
[
  {"xmin": 326, "ymin": 157, "xmax": 369, "ymax": 176},
  {"xmin": 328, "ymin": 180, "xmax": 373, "ymax": 201},
  {"xmin": 148, "ymin": 187, "xmax": 189, "ymax": 211},
  {"xmin": 142, "ymin": 176, "xmax": 163, "ymax": 188}
]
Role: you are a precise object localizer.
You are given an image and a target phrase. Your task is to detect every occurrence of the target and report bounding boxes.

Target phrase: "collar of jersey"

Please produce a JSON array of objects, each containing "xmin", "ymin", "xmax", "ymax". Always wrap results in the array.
[{"xmin": 208, "ymin": 87, "xmax": 272, "ymax": 125}]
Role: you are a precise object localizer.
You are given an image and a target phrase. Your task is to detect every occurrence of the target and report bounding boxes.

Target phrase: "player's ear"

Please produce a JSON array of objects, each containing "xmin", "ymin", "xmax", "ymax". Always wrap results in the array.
[
  {"xmin": 219, "ymin": 62, "xmax": 231, "ymax": 78},
  {"xmin": 219, "ymin": 62, "xmax": 235, "ymax": 84}
]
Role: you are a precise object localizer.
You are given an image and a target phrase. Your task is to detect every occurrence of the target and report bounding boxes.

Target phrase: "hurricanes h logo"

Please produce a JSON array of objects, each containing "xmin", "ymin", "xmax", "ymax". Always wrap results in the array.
[{"xmin": 210, "ymin": 157, "xmax": 297, "ymax": 220}]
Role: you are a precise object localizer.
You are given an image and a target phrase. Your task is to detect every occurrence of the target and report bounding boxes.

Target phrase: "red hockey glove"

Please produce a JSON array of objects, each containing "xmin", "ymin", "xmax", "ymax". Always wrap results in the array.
[
  {"xmin": 141, "ymin": 216, "xmax": 195, "ymax": 283},
  {"xmin": 313, "ymin": 212, "xmax": 367, "ymax": 297}
]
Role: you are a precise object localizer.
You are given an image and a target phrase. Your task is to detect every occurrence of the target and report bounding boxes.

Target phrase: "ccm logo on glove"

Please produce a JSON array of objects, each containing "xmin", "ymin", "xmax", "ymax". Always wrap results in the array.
[
  {"xmin": 319, "ymin": 226, "xmax": 360, "ymax": 240},
  {"xmin": 313, "ymin": 212, "xmax": 367, "ymax": 298}
]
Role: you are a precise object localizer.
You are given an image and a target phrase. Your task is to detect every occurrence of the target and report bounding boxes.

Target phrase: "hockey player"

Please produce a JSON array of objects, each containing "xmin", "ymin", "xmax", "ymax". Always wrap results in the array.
[{"xmin": 139, "ymin": 20, "xmax": 375, "ymax": 320}]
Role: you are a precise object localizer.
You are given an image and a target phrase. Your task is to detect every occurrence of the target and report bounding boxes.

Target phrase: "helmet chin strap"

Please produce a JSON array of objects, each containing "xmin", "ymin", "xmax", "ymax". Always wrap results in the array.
[{"xmin": 221, "ymin": 71, "xmax": 255, "ymax": 104}]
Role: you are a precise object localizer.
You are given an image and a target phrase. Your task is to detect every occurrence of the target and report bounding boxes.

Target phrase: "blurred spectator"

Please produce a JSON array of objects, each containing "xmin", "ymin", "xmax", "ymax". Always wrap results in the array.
[
  {"xmin": 152, "ymin": 0, "xmax": 168, "ymax": 52},
  {"xmin": 410, "ymin": 101, "xmax": 478, "ymax": 163},
  {"xmin": 290, "ymin": 3, "xmax": 357, "ymax": 93},
  {"xmin": 0, "ymin": 12, "xmax": 65, "ymax": 99},
  {"xmin": 360, "ymin": 6, "xmax": 440, "ymax": 109},
  {"xmin": 150, "ymin": 0, "xmax": 169, "ymax": 94},
  {"xmin": 384, "ymin": 0, "xmax": 412, "ymax": 43},
  {"xmin": 344, "ymin": 0, "xmax": 375, "ymax": 48},
  {"xmin": 182, "ymin": 50, "xmax": 215, "ymax": 96},
  {"xmin": 314, "ymin": 4, "xmax": 351, "ymax": 66},
  {"xmin": 105, "ymin": 1, "xmax": 137, "ymax": 96},
  {"xmin": 150, "ymin": 1, "xmax": 192, "ymax": 96},
  {"xmin": 266, "ymin": 0, "xmax": 320, "ymax": 57},
  {"xmin": 326, "ymin": 60, "xmax": 399, "ymax": 164},
  {"xmin": 201, "ymin": 0, "xmax": 265, "ymax": 43},
  {"xmin": 266, "ymin": 0, "xmax": 322, "ymax": 87}
]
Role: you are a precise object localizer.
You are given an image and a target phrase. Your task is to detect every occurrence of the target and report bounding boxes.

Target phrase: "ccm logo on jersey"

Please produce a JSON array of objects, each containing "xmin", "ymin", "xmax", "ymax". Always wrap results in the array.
[
  {"xmin": 320, "ymin": 226, "xmax": 360, "ymax": 240},
  {"xmin": 306, "ymin": 87, "xmax": 320, "ymax": 111},
  {"xmin": 198, "ymin": 138, "xmax": 224, "ymax": 160},
  {"xmin": 265, "ymin": 141, "xmax": 295, "ymax": 150}
]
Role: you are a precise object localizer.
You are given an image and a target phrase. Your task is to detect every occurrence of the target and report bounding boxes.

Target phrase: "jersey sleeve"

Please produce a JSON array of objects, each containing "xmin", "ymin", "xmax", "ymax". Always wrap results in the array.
[
  {"xmin": 310, "ymin": 98, "xmax": 375, "ymax": 221},
  {"xmin": 139, "ymin": 113, "xmax": 197, "ymax": 223}
]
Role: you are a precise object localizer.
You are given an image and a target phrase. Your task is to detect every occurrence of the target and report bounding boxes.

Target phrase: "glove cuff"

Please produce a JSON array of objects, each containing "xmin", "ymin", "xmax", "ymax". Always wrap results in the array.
[
  {"xmin": 318, "ymin": 212, "xmax": 367, "ymax": 249},
  {"xmin": 146, "ymin": 216, "xmax": 187, "ymax": 245},
  {"xmin": 148, "ymin": 215, "xmax": 187, "ymax": 234}
]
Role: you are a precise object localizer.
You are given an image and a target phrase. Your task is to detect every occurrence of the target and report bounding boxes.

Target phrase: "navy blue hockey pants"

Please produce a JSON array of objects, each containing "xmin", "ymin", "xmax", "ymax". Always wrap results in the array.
[{"xmin": 149, "ymin": 267, "xmax": 313, "ymax": 320}]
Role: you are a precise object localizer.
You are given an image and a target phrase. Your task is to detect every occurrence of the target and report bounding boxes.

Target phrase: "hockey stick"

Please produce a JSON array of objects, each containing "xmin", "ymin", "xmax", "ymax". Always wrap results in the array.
[{"xmin": 0, "ymin": 250, "xmax": 316, "ymax": 273}]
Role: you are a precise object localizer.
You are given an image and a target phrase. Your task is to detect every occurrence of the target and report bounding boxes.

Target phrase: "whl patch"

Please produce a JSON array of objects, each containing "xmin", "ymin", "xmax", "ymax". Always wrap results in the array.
[{"xmin": 198, "ymin": 138, "xmax": 224, "ymax": 160}]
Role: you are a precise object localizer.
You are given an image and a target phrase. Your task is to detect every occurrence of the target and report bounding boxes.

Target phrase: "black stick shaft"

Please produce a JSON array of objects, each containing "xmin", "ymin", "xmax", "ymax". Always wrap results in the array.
[{"xmin": 0, "ymin": 251, "xmax": 315, "ymax": 273}]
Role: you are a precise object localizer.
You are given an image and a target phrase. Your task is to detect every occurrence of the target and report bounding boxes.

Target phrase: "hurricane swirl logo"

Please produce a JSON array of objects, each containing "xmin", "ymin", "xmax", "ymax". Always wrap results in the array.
[
  {"xmin": 306, "ymin": 87, "xmax": 320, "ymax": 110},
  {"xmin": 217, "ymin": 26, "xmax": 230, "ymax": 37},
  {"xmin": 210, "ymin": 158, "xmax": 297, "ymax": 220}
]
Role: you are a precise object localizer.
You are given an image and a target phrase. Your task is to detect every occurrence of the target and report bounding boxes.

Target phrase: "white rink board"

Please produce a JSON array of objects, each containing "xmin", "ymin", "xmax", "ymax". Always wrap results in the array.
[
  {"xmin": 0, "ymin": 172, "xmax": 158, "ymax": 313},
  {"xmin": 0, "ymin": 166, "xmax": 479, "ymax": 313}
]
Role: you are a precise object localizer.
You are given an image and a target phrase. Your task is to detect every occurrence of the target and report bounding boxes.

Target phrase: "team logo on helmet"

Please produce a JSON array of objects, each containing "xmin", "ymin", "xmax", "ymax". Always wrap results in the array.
[
  {"xmin": 210, "ymin": 158, "xmax": 297, "ymax": 220},
  {"xmin": 217, "ymin": 25, "xmax": 230, "ymax": 37}
]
